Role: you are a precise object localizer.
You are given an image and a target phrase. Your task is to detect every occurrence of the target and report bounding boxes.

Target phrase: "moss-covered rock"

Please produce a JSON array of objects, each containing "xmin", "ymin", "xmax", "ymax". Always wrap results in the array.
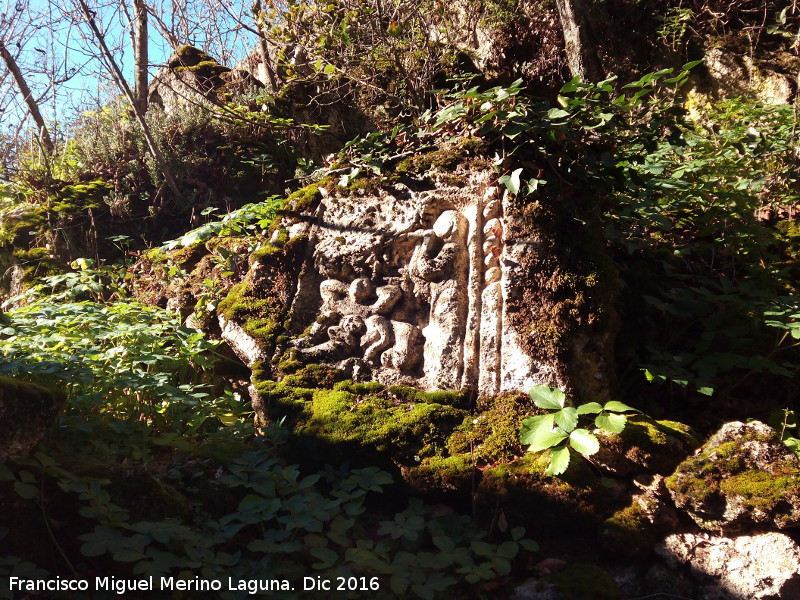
[
  {"xmin": 297, "ymin": 388, "xmax": 466, "ymax": 465},
  {"xmin": 0, "ymin": 376, "xmax": 65, "ymax": 462},
  {"xmin": 593, "ymin": 415, "xmax": 698, "ymax": 476},
  {"xmin": 543, "ymin": 564, "xmax": 621, "ymax": 600},
  {"xmin": 666, "ymin": 420, "xmax": 800, "ymax": 532},
  {"xmin": 217, "ymin": 231, "xmax": 307, "ymax": 371},
  {"xmin": 477, "ymin": 453, "xmax": 617, "ymax": 537},
  {"xmin": 446, "ymin": 392, "xmax": 532, "ymax": 464}
]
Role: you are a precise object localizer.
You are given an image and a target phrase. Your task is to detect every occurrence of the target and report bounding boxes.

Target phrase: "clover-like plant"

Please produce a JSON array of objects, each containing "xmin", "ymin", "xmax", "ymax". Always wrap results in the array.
[{"xmin": 519, "ymin": 385, "xmax": 638, "ymax": 476}]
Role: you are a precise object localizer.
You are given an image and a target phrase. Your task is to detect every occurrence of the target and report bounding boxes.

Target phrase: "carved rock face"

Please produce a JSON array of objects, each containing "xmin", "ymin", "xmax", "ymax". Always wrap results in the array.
[{"xmin": 285, "ymin": 172, "xmax": 551, "ymax": 395}]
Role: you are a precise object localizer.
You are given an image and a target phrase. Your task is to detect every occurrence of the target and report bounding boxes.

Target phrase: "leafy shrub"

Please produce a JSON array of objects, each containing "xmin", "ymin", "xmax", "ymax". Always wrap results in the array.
[
  {"xmin": 0, "ymin": 295, "xmax": 229, "ymax": 429},
  {"xmin": 0, "ymin": 448, "xmax": 536, "ymax": 600},
  {"xmin": 519, "ymin": 386, "xmax": 638, "ymax": 476}
]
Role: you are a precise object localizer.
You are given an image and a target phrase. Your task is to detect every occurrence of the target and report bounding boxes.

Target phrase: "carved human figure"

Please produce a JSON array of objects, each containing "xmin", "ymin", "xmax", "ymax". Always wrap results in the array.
[
  {"xmin": 301, "ymin": 314, "xmax": 365, "ymax": 361},
  {"xmin": 410, "ymin": 210, "xmax": 469, "ymax": 389}
]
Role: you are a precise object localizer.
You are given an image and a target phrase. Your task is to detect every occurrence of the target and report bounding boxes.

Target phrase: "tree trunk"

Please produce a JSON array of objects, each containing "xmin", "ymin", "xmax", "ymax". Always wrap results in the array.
[
  {"xmin": 554, "ymin": 0, "xmax": 604, "ymax": 83},
  {"xmin": 132, "ymin": 0, "xmax": 148, "ymax": 114},
  {"xmin": 251, "ymin": 0, "xmax": 279, "ymax": 91},
  {"xmin": 0, "ymin": 38, "xmax": 54, "ymax": 154},
  {"xmin": 75, "ymin": 0, "xmax": 182, "ymax": 204}
]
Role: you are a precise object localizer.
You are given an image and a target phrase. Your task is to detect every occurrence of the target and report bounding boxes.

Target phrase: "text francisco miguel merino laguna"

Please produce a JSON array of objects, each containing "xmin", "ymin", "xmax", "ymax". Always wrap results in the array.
[{"xmin": 8, "ymin": 575, "xmax": 382, "ymax": 594}]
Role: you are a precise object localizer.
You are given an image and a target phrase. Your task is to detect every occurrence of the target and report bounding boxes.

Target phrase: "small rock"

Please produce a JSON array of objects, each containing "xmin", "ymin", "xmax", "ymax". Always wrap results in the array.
[
  {"xmin": 656, "ymin": 531, "xmax": 800, "ymax": 600},
  {"xmin": 533, "ymin": 557, "xmax": 567, "ymax": 577},
  {"xmin": 511, "ymin": 578, "xmax": 560, "ymax": 600}
]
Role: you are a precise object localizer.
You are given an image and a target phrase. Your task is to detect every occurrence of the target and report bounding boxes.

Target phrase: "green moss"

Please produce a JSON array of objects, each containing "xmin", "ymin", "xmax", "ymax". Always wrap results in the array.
[
  {"xmin": 285, "ymin": 184, "xmax": 322, "ymax": 213},
  {"xmin": 477, "ymin": 453, "xmax": 613, "ymax": 535},
  {"xmin": 0, "ymin": 204, "xmax": 46, "ymax": 247},
  {"xmin": 340, "ymin": 381, "xmax": 385, "ymax": 395},
  {"xmin": 300, "ymin": 390, "xmax": 466, "ymax": 464},
  {"xmin": 666, "ymin": 427, "xmax": 800, "ymax": 521},
  {"xmin": 217, "ymin": 233, "xmax": 305, "ymax": 350},
  {"xmin": 336, "ymin": 176, "xmax": 382, "ymax": 196},
  {"xmin": 169, "ymin": 45, "xmax": 217, "ymax": 69},
  {"xmin": 396, "ymin": 146, "xmax": 463, "ymax": 175},
  {"xmin": 544, "ymin": 564, "xmax": 621, "ymax": 600},
  {"xmin": 386, "ymin": 385, "xmax": 468, "ymax": 407},
  {"xmin": 601, "ymin": 501, "xmax": 658, "ymax": 557},
  {"xmin": 50, "ymin": 180, "xmax": 111, "ymax": 215},
  {"xmin": 404, "ymin": 454, "xmax": 474, "ymax": 494},
  {"xmin": 446, "ymin": 392, "xmax": 531, "ymax": 463},
  {"xmin": 720, "ymin": 469, "xmax": 800, "ymax": 516},
  {"xmin": 218, "ymin": 281, "xmax": 282, "ymax": 340}
]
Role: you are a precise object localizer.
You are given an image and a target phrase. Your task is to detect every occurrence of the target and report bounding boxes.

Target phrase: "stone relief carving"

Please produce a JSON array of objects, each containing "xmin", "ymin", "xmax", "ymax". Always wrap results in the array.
[{"xmin": 283, "ymin": 174, "xmax": 546, "ymax": 395}]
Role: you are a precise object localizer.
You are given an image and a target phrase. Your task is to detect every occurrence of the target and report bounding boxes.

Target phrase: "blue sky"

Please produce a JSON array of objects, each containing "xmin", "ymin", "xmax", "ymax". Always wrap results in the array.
[{"xmin": 2, "ymin": 0, "xmax": 256, "ymax": 142}]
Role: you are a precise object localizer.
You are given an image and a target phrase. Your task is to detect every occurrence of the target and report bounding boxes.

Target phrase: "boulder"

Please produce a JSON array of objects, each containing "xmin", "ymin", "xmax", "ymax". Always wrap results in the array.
[
  {"xmin": 657, "ymin": 532, "xmax": 800, "ymax": 600},
  {"xmin": 0, "ymin": 376, "xmax": 65, "ymax": 462},
  {"xmin": 666, "ymin": 420, "xmax": 800, "ymax": 532},
  {"xmin": 593, "ymin": 416, "xmax": 698, "ymax": 476}
]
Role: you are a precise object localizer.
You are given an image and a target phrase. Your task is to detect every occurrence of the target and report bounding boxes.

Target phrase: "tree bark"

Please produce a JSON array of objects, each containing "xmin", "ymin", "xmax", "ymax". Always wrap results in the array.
[
  {"xmin": 74, "ymin": 0, "xmax": 182, "ymax": 204},
  {"xmin": 0, "ymin": 38, "xmax": 54, "ymax": 154},
  {"xmin": 132, "ymin": 0, "xmax": 148, "ymax": 114},
  {"xmin": 554, "ymin": 0, "xmax": 604, "ymax": 83},
  {"xmin": 251, "ymin": 0, "xmax": 279, "ymax": 91}
]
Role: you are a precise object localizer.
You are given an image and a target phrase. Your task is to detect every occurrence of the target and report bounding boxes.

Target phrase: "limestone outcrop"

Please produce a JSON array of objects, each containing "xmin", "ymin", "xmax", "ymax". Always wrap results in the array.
[
  {"xmin": 148, "ymin": 45, "xmax": 262, "ymax": 113},
  {"xmin": 666, "ymin": 420, "xmax": 800, "ymax": 532},
  {"xmin": 656, "ymin": 532, "xmax": 800, "ymax": 600}
]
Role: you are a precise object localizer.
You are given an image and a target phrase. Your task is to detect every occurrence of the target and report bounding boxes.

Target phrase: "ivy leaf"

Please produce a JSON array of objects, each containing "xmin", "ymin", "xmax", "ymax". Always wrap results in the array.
[
  {"xmin": 529, "ymin": 385, "xmax": 566, "ymax": 410},
  {"xmin": 595, "ymin": 412, "xmax": 627, "ymax": 434},
  {"xmin": 569, "ymin": 429, "xmax": 600, "ymax": 456},
  {"xmin": 545, "ymin": 446, "xmax": 571, "ymax": 476},
  {"xmin": 498, "ymin": 167, "xmax": 523, "ymax": 195}
]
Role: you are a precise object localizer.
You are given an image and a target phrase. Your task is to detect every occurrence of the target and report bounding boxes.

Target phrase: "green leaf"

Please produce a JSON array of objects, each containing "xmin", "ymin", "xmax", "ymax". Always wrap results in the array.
[
  {"xmin": 499, "ymin": 167, "xmax": 523, "ymax": 195},
  {"xmin": 545, "ymin": 446, "xmax": 571, "ymax": 476},
  {"xmin": 553, "ymin": 407, "xmax": 578, "ymax": 432},
  {"xmin": 603, "ymin": 400, "xmax": 638, "ymax": 413},
  {"xmin": 595, "ymin": 412, "xmax": 627, "ymax": 434},
  {"xmin": 432, "ymin": 535, "xmax": 456, "ymax": 553},
  {"xmin": 546, "ymin": 108, "xmax": 570, "ymax": 120},
  {"xmin": 559, "ymin": 77, "xmax": 581, "ymax": 93},
  {"xmin": 520, "ymin": 414, "xmax": 555, "ymax": 445},
  {"xmin": 681, "ymin": 59, "xmax": 704, "ymax": 71},
  {"xmin": 527, "ymin": 429, "xmax": 568, "ymax": 452},
  {"xmin": 569, "ymin": 429, "xmax": 600, "ymax": 456},
  {"xmin": 529, "ymin": 385, "xmax": 566, "ymax": 410},
  {"xmin": 576, "ymin": 402, "xmax": 603, "ymax": 415},
  {"xmin": 496, "ymin": 541, "xmax": 519, "ymax": 560}
]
